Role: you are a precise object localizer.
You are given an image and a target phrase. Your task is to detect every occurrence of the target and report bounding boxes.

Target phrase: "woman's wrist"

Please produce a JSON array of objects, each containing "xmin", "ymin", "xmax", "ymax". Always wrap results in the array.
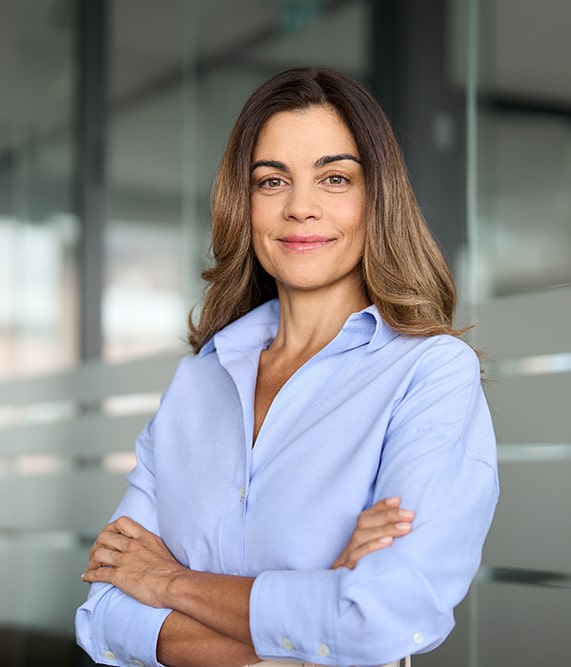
[{"xmin": 163, "ymin": 567, "xmax": 196, "ymax": 612}]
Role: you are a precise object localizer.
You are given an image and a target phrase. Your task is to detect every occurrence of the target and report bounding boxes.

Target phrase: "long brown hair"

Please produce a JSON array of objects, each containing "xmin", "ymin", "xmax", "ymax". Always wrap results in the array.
[{"xmin": 189, "ymin": 67, "xmax": 465, "ymax": 353}]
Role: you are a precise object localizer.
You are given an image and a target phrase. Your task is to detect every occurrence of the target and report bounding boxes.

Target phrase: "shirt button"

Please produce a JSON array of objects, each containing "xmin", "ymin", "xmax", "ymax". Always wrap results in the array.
[
  {"xmin": 103, "ymin": 650, "xmax": 116, "ymax": 661},
  {"xmin": 132, "ymin": 660, "xmax": 145, "ymax": 667},
  {"xmin": 239, "ymin": 486, "xmax": 246, "ymax": 498},
  {"xmin": 318, "ymin": 644, "xmax": 330, "ymax": 657},
  {"xmin": 282, "ymin": 637, "xmax": 293, "ymax": 650},
  {"xmin": 413, "ymin": 632, "xmax": 424, "ymax": 644}
]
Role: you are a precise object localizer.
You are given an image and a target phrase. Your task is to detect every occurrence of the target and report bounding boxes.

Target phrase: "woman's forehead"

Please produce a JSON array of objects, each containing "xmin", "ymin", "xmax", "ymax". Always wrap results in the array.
[{"xmin": 252, "ymin": 106, "xmax": 358, "ymax": 161}]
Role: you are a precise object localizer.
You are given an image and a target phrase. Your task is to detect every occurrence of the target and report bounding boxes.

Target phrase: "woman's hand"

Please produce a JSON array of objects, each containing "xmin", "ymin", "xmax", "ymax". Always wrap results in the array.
[
  {"xmin": 82, "ymin": 516, "xmax": 187, "ymax": 608},
  {"xmin": 332, "ymin": 496, "xmax": 414, "ymax": 570},
  {"xmin": 83, "ymin": 518, "xmax": 258, "ymax": 666}
]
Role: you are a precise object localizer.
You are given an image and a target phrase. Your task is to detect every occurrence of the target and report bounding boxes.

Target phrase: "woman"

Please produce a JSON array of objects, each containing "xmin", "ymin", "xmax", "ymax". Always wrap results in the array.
[{"xmin": 76, "ymin": 68, "xmax": 498, "ymax": 667}]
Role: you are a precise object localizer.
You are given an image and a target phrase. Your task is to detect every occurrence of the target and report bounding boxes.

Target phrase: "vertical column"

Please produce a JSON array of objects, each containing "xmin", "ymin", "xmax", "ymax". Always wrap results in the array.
[
  {"xmin": 74, "ymin": 5, "xmax": 108, "ymax": 662},
  {"xmin": 369, "ymin": 0, "xmax": 407, "ymax": 139},
  {"xmin": 369, "ymin": 0, "xmax": 466, "ymax": 271},
  {"xmin": 75, "ymin": 0, "xmax": 108, "ymax": 361}
]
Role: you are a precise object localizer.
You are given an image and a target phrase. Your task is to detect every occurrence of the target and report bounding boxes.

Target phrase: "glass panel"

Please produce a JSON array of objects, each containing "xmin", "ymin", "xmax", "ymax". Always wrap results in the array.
[
  {"xmin": 478, "ymin": 582, "xmax": 571, "ymax": 666},
  {"xmin": 0, "ymin": 0, "xmax": 78, "ymax": 379},
  {"xmin": 103, "ymin": 0, "xmax": 371, "ymax": 362},
  {"xmin": 476, "ymin": 111, "xmax": 571, "ymax": 297},
  {"xmin": 0, "ymin": 1, "xmax": 78, "ymax": 663},
  {"xmin": 474, "ymin": 0, "xmax": 571, "ymax": 299},
  {"xmin": 104, "ymin": 0, "xmax": 188, "ymax": 361},
  {"xmin": 463, "ymin": 2, "xmax": 571, "ymax": 667}
]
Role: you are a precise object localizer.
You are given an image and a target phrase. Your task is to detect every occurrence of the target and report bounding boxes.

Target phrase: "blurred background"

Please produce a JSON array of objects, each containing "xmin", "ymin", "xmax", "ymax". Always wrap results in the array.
[{"xmin": 0, "ymin": 0, "xmax": 569, "ymax": 665}]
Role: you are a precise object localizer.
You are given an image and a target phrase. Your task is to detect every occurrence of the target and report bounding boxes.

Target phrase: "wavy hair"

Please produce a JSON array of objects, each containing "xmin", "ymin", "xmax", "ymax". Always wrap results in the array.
[{"xmin": 189, "ymin": 67, "xmax": 465, "ymax": 352}]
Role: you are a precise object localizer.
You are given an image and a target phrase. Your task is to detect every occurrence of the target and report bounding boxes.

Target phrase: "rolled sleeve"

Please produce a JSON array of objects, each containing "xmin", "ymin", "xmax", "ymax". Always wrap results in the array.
[
  {"xmin": 250, "ymin": 562, "xmax": 453, "ymax": 666},
  {"xmin": 76, "ymin": 585, "xmax": 172, "ymax": 666}
]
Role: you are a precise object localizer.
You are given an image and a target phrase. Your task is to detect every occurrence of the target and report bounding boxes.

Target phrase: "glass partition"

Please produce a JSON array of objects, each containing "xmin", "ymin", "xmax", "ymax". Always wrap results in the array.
[
  {"xmin": 455, "ymin": 1, "xmax": 571, "ymax": 666},
  {"xmin": 0, "ymin": 0, "xmax": 78, "ymax": 379},
  {"xmin": 473, "ymin": 0, "xmax": 571, "ymax": 299}
]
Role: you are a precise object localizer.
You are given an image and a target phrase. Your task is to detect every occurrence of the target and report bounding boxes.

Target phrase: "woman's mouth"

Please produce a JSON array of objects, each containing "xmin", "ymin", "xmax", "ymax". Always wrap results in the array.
[{"xmin": 278, "ymin": 235, "xmax": 335, "ymax": 253}]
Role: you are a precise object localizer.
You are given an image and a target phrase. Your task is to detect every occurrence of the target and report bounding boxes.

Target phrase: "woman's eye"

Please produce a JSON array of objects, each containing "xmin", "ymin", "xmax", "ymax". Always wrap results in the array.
[
  {"xmin": 324, "ymin": 174, "xmax": 349, "ymax": 186},
  {"xmin": 260, "ymin": 177, "xmax": 284, "ymax": 188}
]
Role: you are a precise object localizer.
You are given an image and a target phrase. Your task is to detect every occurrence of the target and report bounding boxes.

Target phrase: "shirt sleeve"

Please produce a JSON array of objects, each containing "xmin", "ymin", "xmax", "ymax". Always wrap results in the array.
[
  {"xmin": 75, "ymin": 417, "xmax": 173, "ymax": 667},
  {"xmin": 250, "ymin": 340, "xmax": 499, "ymax": 666}
]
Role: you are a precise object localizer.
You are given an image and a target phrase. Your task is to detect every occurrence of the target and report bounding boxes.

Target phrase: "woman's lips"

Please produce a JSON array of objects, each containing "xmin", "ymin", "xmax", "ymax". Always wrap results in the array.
[{"xmin": 278, "ymin": 235, "xmax": 335, "ymax": 252}]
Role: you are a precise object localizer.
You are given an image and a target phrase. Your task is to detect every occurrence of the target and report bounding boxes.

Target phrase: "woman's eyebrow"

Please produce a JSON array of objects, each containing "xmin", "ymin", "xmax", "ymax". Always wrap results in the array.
[
  {"xmin": 314, "ymin": 154, "xmax": 362, "ymax": 167},
  {"xmin": 250, "ymin": 154, "xmax": 362, "ymax": 172},
  {"xmin": 251, "ymin": 159, "xmax": 287, "ymax": 172}
]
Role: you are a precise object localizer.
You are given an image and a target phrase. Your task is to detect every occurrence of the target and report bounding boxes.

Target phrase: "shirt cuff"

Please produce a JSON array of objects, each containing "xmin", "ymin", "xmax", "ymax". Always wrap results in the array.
[
  {"xmin": 76, "ymin": 584, "xmax": 172, "ymax": 667},
  {"xmin": 250, "ymin": 560, "xmax": 454, "ymax": 666},
  {"xmin": 250, "ymin": 568, "xmax": 340, "ymax": 664}
]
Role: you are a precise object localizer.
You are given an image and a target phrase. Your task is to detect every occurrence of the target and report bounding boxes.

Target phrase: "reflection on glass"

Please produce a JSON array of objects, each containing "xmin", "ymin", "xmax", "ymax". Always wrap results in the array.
[
  {"xmin": 473, "ymin": 0, "xmax": 571, "ymax": 299},
  {"xmin": 477, "ymin": 112, "xmax": 571, "ymax": 297}
]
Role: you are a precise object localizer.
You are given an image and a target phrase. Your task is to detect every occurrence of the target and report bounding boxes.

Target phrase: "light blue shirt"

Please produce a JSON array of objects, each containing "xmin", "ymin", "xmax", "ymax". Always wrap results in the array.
[{"xmin": 76, "ymin": 300, "xmax": 498, "ymax": 666}]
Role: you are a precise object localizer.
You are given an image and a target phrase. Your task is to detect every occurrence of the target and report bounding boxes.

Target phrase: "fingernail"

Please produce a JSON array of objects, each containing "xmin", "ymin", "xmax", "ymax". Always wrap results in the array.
[
  {"xmin": 386, "ymin": 496, "xmax": 399, "ymax": 504},
  {"xmin": 380, "ymin": 536, "xmax": 393, "ymax": 544},
  {"xmin": 396, "ymin": 522, "xmax": 412, "ymax": 530},
  {"xmin": 81, "ymin": 572, "xmax": 86, "ymax": 580}
]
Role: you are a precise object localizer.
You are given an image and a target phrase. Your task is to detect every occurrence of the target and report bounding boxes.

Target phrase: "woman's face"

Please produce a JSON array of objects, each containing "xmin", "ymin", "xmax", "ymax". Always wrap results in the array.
[{"xmin": 250, "ymin": 105, "xmax": 367, "ymax": 301}]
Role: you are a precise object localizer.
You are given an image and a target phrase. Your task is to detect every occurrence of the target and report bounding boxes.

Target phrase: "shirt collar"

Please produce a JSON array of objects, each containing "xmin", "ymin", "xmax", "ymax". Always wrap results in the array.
[
  {"xmin": 199, "ymin": 300, "xmax": 280, "ymax": 357},
  {"xmin": 199, "ymin": 299, "xmax": 399, "ymax": 357},
  {"xmin": 340, "ymin": 304, "xmax": 399, "ymax": 352}
]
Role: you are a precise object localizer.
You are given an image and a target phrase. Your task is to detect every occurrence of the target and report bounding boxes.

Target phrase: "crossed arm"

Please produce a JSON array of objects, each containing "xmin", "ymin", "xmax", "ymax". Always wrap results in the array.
[{"xmin": 82, "ymin": 496, "xmax": 414, "ymax": 667}]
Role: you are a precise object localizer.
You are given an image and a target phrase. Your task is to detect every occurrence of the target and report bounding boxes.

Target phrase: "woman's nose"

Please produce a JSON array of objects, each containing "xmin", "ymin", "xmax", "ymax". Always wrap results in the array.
[{"xmin": 283, "ymin": 183, "xmax": 323, "ymax": 222}]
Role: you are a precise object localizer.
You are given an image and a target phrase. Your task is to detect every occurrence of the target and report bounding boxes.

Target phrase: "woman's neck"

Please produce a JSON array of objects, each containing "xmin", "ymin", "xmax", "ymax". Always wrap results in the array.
[
  {"xmin": 253, "ymin": 282, "xmax": 369, "ymax": 443},
  {"xmin": 269, "ymin": 282, "xmax": 371, "ymax": 360}
]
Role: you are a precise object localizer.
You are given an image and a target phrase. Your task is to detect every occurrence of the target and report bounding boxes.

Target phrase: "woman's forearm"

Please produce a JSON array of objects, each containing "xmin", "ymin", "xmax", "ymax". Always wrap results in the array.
[
  {"xmin": 157, "ymin": 610, "xmax": 259, "ymax": 667},
  {"xmin": 163, "ymin": 570, "xmax": 255, "ymax": 646}
]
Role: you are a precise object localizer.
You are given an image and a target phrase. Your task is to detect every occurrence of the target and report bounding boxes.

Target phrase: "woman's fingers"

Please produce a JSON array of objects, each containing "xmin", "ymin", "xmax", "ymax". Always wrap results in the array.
[
  {"xmin": 332, "ymin": 498, "xmax": 415, "ymax": 570},
  {"xmin": 362, "ymin": 496, "xmax": 401, "ymax": 513},
  {"xmin": 350, "ymin": 516, "xmax": 413, "ymax": 542},
  {"xmin": 332, "ymin": 535, "xmax": 395, "ymax": 570},
  {"xmin": 360, "ymin": 496, "xmax": 414, "ymax": 519},
  {"xmin": 88, "ymin": 530, "xmax": 129, "ymax": 557},
  {"xmin": 85, "ymin": 517, "xmax": 172, "ymax": 576},
  {"xmin": 82, "ymin": 516, "xmax": 186, "ymax": 608},
  {"xmin": 353, "ymin": 507, "xmax": 415, "ymax": 531},
  {"xmin": 340, "ymin": 515, "xmax": 413, "ymax": 558}
]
